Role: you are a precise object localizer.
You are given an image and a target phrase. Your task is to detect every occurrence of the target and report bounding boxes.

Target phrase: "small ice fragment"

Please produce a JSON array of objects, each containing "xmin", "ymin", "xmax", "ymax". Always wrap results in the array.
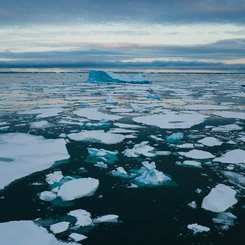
[
  {"xmin": 188, "ymin": 201, "xmax": 197, "ymax": 209},
  {"xmin": 187, "ymin": 223, "xmax": 210, "ymax": 233},
  {"xmin": 166, "ymin": 133, "xmax": 184, "ymax": 144},
  {"xmin": 201, "ymin": 184, "xmax": 237, "ymax": 213},
  {"xmin": 69, "ymin": 233, "xmax": 87, "ymax": 242},
  {"xmin": 181, "ymin": 160, "xmax": 202, "ymax": 168},
  {"xmin": 93, "ymin": 214, "xmax": 119, "ymax": 223},
  {"xmin": 68, "ymin": 209, "xmax": 93, "ymax": 227},
  {"xmin": 39, "ymin": 191, "xmax": 57, "ymax": 202},
  {"xmin": 57, "ymin": 178, "xmax": 99, "ymax": 201},
  {"xmin": 46, "ymin": 171, "xmax": 63, "ymax": 185},
  {"xmin": 50, "ymin": 221, "xmax": 69, "ymax": 234}
]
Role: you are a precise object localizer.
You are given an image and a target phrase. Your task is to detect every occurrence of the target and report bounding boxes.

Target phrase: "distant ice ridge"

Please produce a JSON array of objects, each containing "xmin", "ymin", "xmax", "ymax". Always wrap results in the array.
[{"xmin": 85, "ymin": 70, "xmax": 150, "ymax": 84}]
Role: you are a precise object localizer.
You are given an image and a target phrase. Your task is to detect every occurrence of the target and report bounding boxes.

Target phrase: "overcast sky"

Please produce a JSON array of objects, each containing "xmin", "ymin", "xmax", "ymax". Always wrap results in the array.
[{"xmin": 0, "ymin": 0, "xmax": 245, "ymax": 71}]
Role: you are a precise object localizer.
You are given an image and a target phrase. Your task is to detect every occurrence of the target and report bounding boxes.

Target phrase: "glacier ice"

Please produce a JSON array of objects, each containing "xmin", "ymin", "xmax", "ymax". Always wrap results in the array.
[{"xmin": 85, "ymin": 70, "xmax": 150, "ymax": 84}]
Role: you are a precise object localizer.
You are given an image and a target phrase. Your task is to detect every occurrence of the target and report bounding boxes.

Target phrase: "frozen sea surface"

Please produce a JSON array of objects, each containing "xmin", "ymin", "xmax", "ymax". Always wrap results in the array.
[{"xmin": 0, "ymin": 72, "xmax": 244, "ymax": 245}]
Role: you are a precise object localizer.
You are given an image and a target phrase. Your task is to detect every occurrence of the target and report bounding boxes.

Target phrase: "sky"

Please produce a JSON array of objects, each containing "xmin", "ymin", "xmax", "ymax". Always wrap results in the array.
[{"xmin": 0, "ymin": 0, "xmax": 245, "ymax": 71}]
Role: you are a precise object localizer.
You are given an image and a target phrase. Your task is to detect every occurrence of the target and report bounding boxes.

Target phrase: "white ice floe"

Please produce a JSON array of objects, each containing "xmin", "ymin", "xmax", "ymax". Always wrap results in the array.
[
  {"xmin": 50, "ymin": 221, "xmax": 70, "ymax": 234},
  {"xmin": 0, "ymin": 221, "xmax": 76, "ymax": 245},
  {"xmin": 85, "ymin": 70, "xmax": 150, "ymax": 84},
  {"xmin": 156, "ymin": 151, "xmax": 171, "ymax": 156},
  {"xmin": 213, "ymin": 111, "xmax": 245, "ymax": 120},
  {"xmin": 180, "ymin": 160, "xmax": 202, "ymax": 168},
  {"xmin": 57, "ymin": 178, "xmax": 99, "ymax": 201},
  {"xmin": 68, "ymin": 130, "xmax": 125, "ymax": 145},
  {"xmin": 133, "ymin": 161, "xmax": 171, "ymax": 187},
  {"xmin": 177, "ymin": 143, "xmax": 194, "ymax": 149},
  {"xmin": 111, "ymin": 167, "xmax": 128, "ymax": 178},
  {"xmin": 68, "ymin": 209, "xmax": 93, "ymax": 227},
  {"xmin": 211, "ymin": 124, "xmax": 242, "ymax": 132},
  {"xmin": 30, "ymin": 120, "xmax": 50, "ymax": 128},
  {"xmin": 46, "ymin": 171, "xmax": 63, "ymax": 185},
  {"xmin": 133, "ymin": 111, "xmax": 207, "ymax": 129},
  {"xmin": 187, "ymin": 223, "xmax": 210, "ymax": 234},
  {"xmin": 69, "ymin": 233, "xmax": 87, "ymax": 242},
  {"xmin": 74, "ymin": 107, "xmax": 122, "ymax": 121},
  {"xmin": 201, "ymin": 184, "xmax": 238, "ymax": 213},
  {"xmin": 0, "ymin": 133, "xmax": 69, "ymax": 190},
  {"xmin": 214, "ymin": 149, "xmax": 245, "ymax": 164},
  {"xmin": 19, "ymin": 107, "xmax": 63, "ymax": 119},
  {"xmin": 93, "ymin": 214, "xmax": 119, "ymax": 224},
  {"xmin": 179, "ymin": 149, "xmax": 215, "ymax": 160},
  {"xmin": 110, "ymin": 108, "xmax": 133, "ymax": 113},
  {"xmin": 123, "ymin": 141, "xmax": 156, "ymax": 158},
  {"xmin": 198, "ymin": 137, "xmax": 223, "ymax": 147},
  {"xmin": 39, "ymin": 191, "xmax": 57, "ymax": 202}
]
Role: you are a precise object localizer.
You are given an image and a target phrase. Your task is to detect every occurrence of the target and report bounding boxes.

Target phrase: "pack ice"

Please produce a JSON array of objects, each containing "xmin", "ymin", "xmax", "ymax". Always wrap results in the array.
[
  {"xmin": 85, "ymin": 70, "xmax": 150, "ymax": 84},
  {"xmin": 0, "ymin": 133, "xmax": 69, "ymax": 189}
]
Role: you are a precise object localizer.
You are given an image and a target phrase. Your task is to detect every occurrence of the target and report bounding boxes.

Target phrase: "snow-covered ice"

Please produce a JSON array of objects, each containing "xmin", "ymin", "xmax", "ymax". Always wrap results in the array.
[
  {"xmin": 179, "ymin": 149, "xmax": 215, "ymax": 159},
  {"xmin": 201, "ymin": 184, "xmax": 238, "ymax": 213},
  {"xmin": 213, "ymin": 111, "xmax": 245, "ymax": 120},
  {"xmin": 39, "ymin": 191, "xmax": 57, "ymax": 201},
  {"xmin": 214, "ymin": 149, "xmax": 245, "ymax": 164},
  {"xmin": 198, "ymin": 137, "xmax": 223, "ymax": 147},
  {"xmin": 187, "ymin": 223, "xmax": 210, "ymax": 233},
  {"xmin": 50, "ymin": 221, "xmax": 70, "ymax": 234},
  {"xmin": 68, "ymin": 209, "xmax": 93, "ymax": 227}
]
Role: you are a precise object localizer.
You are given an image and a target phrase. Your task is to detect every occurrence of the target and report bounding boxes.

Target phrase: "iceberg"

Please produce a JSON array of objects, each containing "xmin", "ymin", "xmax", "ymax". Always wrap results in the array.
[
  {"xmin": 0, "ymin": 221, "xmax": 76, "ymax": 245},
  {"xmin": 0, "ymin": 133, "xmax": 69, "ymax": 190},
  {"xmin": 132, "ymin": 161, "xmax": 171, "ymax": 187},
  {"xmin": 57, "ymin": 177, "xmax": 99, "ymax": 201},
  {"xmin": 166, "ymin": 132, "xmax": 184, "ymax": 144},
  {"xmin": 85, "ymin": 70, "xmax": 150, "ymax": 84},
  {"xmin": 201, "ymin": 184, "xmax": 238, "ymax": 213}
]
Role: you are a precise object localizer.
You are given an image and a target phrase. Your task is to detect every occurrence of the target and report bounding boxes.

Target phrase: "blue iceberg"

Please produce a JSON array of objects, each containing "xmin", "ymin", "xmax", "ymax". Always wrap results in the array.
[
  {"xmin": 86, "ymin": 148, "xmax": 118, "ymax": 164},
  {"xmin": 166, "ymin": 132, "xmax": 184, "ymax": 144},
  {"xmin": 85, "ymin": 70, "xmax": 151, "ymax": 84}
]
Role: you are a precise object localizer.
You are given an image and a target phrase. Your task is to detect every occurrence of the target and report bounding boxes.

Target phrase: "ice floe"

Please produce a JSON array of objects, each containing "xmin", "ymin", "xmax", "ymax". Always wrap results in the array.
[
  {"xmin": 30, "ymin": 120, "xmax": 50, "ymax": 128},
  {"xmin": 212, "ymin": 212, "xmax": 237, "ymax": 227},
  {"xmin": 57, "ymin": 177, "xmax": 99, "ymax": 201},
  {"xmin": 0, "ymin": 133, "xmax": 69, "ymax": 189},
  {"xmin": 166, "ymin": 132, "xmax": 184, "ymax": 144},
  {"xmin": 0, "ymin": 221, "xmax": 75, "ymax": 245},
  {"xmin": 133, "ymin": 111, "xmax": 207, "ymax": 129},
  {"xmin": 179, "ymin": 160, "xmax": 202, "ymax": 168},
  {"xmin": 198, "ymin": 137, "xmax": 223, "ymax": 147},
  {"xmin": 201, "ymin": 184, "xmax": 238, "ymax": 213},
  {"xmin": 68, "ymin": 209, "xmax": 93, "ymax": 227},
  {"xmin": 187, "ymin": 223, "xmax": 210, "ymax": 234},
  {"xmin": 214, "ymin": 149, "xmax": 245, "ymax": 164},
  {"xmin": 179, "ymin": 149, "xmax": 215, "ymax": 160},
  {"xmin": 50, "ymin": 221, "xmax": 70, "ymax": 234},
  {"xmin": 211, "ymin": 124, "xmax": 242, "ymax": 132},
  {"xmin": 93, "ymin": 214, "xmax": 119, "ymax": 223},
  {"xmin": 19, "ymin": 107, "xmax": 64, "ymax": 119},
  {"xmin": 213, "ymin": 111, "xmax": 245, "ymax": 120},
  {"xmin": 69, "ymin": 233, "xmax": 87, "ymax": 242},
  {"xmin": 111, "ymin": 167, "xmax": 128, "ymax": 178},
  {"xmin": 85, "ymin": 70, "xmax": 150, "ymax": 84},
  {"xmin": 68, "ymin": 130, "xmax": 125, "ymax": 145},
  {"xmin": 39, "ymin": 191, "xmax": 57, "ymax": 202}
]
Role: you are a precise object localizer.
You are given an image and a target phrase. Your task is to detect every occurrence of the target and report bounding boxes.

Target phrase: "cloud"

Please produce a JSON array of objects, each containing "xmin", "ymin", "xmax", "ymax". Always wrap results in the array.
[{"xmin": 0, "ymin": 0, "xmax": 244, "ymax": 25}]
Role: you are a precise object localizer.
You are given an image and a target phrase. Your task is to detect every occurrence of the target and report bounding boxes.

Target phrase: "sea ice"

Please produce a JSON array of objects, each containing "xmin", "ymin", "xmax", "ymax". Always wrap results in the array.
[
  {"xmin": 39, "ymin": 191, "xmax": 57, "ymax": 202},
  {"xmin": 198, "ymin": 137, "xmax": 223, "ymax": 147},
  {"xmin": 212, "ymin": 212, "xmax": 237, "ymax": 226},
  {"xmin": 74, "ymin": 107, "xmax": 122, "ymax": 121},
  {"xmin": 50, "ymin": 221, "xmax": 70, "ymax": 234},
  {"xmin": 114, "ymin": 122, "xmax": 143, "ymax": 128},
  {"xmin": 69, "ymin": 233, "xmax": 87, "ymax": 242},
  {"xmin": 68, "ymin": 130, "xmax": 125, "ymax": 145},
  {"xmin": 123, "ymin": 141, "xmax": 156, "ymax": 157},
  {"xmin": 166, "ymin": 132, "xmax": 184, "ymax": 143},
  {"xmin": 18, "ymin": 107, "xmax": 63, "ymax": 119},
  {"xmin": 201, "ymin": 184, "xmax": 238, "ymax": 213},
  {"xmin": 87, "ymin": 148, "xmax": 118, "ymax": 164},
  {"xmin": 0, "ymin": 221, "xmax": 75, "ymax": 245},
  {"xmin": 213, "ymin": 111, "xmax": 245, "ymax": 120},
  {"xmin": 132, "ymin": 161, "xmax": 171, "ymax": 187},
  {"xmin": 93, "ymin": 214, "xmax": 119, "ymax": 223},
  {"xmin": 133, "ymin": 111, "xmax": 207, "ymax": 129},
  {"xmin": 68, "ymin": 209, "xmax": 93, "ymax": 227},
  {"xmin": 222, "ymin": 171, "xmax": 245, "ymax": 189},
  {"xmin": 188, "ymin": 201, "xmax": 197, "ymax": 209},
  {"xmin": 57, "ymin": 178, "xmax": 99, "ymax": 201},
  {"xmin": 85, "ymin": 70, "xmax": 150, "ymax": 84},
  {"xmin": 179, "ymin": 149, "xmax": 215, "ymax": 159},
  {"xmin": 111, "ymin": 167, "xmax": 128, "ymax": 178},
  {"xmin": 187, "ymin": 223, "xmax": 210, "ymax": 233},
  {"xmin": 180, "ymin": 160, "xmax": 202, "ymax": 168},
  {"xmin": 46, "ymin": 171, "xmax": 63, "ymax": 185},
  {"xmin": 0, "ymin": 133, "xmax": 69, "ymax": 189},
  {"xmin": 30, "ymin": 120, "xmax": 50, "ymax": 128},
  {"xmin": 211, "ymin": 124, "xmax": 242, "ymax": 132},
  {"xmin": 214, "ymin": 149, "xmax": 245, "ymax": 164},
  {"xmin": 184, "ymin": 104, "xmax": 228, "ymax": 110}
]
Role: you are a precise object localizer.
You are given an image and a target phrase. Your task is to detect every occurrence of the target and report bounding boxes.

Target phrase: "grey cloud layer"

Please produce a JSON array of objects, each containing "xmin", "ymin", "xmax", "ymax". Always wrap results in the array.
[{"xmin": 0, "ymin": 0, "xmax": 245, "ymax": 25}]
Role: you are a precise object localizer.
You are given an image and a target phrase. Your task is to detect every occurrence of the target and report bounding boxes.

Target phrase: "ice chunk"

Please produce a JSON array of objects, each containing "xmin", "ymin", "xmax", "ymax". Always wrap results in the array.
[
  {"xmin": 94, "ymin": 161, "xmax": 108, "ymax": 169},
  {"xmin": 68, "ymin": 209, "xmax": 93, "ymax": 227},
  {"xmin": 214, "ymin": 149, "xmax": 245, "ymax": 164},
  {"xmin": 132, "ymin": 161, "xmax": 171, "ymax": 187},
  {"xmin": 57, "ymin": 178, "xmax": 99, "ymax": 201},
  {"xmin": 74, "ymin": 107, "xmax": 122, "ymax": 121},
  {"xmin": 103, "ymin": 95, "xmax": 118, "ymax": 105},
  {"xmin": 177, "ymin": 143, "xmax": 194, "ymax": 149},
  {"xmin": 68, "ymin": 130, "xmax": 125, "ymax": 145},
  {"xmin": 188, "ymin": 201, "xmax": 197, "ymax": 209},
  {"xmin": 87, "ymin": 148, "xmax": 118, "ymax": 164},
  {"xmin": 85, "ymin": 70, "xmax": 150, "ymax": 84},
  {"xmin": 0, "ymin": 221, "xmax": 75, "ymax": 245},
  {"xmin": 213, "ymin": 111, "xmax": 245, "ymax": 120},
  {"xmin": 30, "ymin": 120, "xmax": 50, "ymax": 128},
  {"xmin": 111, "ymin": 167, "xmax": 128, "ymax": 178},
  {"xmin": 0, "ymin": 133, "xmax": 69, "ymax": 190},
  {"xmin": 212, "ymin": 212, "xmax": 237, "ymax": 227},
  {"xmin": 211, "ymin": 124, "xmax": 242, "ymax": 132},
  {"xmin": 123, "ymin": 141, "xmax": 156, "ymax": 158},
  {"xmin": 180, "ymin": 160, "xmax": 202, "ymax": 168},
  {"xmin": 69, "ymin": 233, "xmax": 87, "ymax": 242},
  {"xmin": 187, "ymin": 223, "xmax": 210, "ymax": 233},
  {"xmin": 222, "ymin": 171, "xmax": 245, "ymax": 189},
  {"xmin": 93, "ymin": 214, "xmax": 119, "ymax": 223},
  {"xmin": 46, "ymin": 171, "xmax": 63, "ymax": 185},
  {"xmin": 166, "ymin": 133, "xmax": 184, "ymax": 143},
  {"xmin": 198, "ymin": 137, "xmax": 223, "ymax": 147},
  {"xmin": 133, "ymin": 111, "xmax": 207, "ymax": 129},
  {"xmin": 39, "ymin": 191, "xmax": 57, "ymax": 202},
  {"xmin": 50, "ymin": 221, "xmax": 69, "ymax": 234},
  {"xmin": 179, "ymin": 149, "xmax": 215, "ymax": 159},
  {"xmin": 201, "ymin": 184, "xmax": 238, "ymax": 213}
]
